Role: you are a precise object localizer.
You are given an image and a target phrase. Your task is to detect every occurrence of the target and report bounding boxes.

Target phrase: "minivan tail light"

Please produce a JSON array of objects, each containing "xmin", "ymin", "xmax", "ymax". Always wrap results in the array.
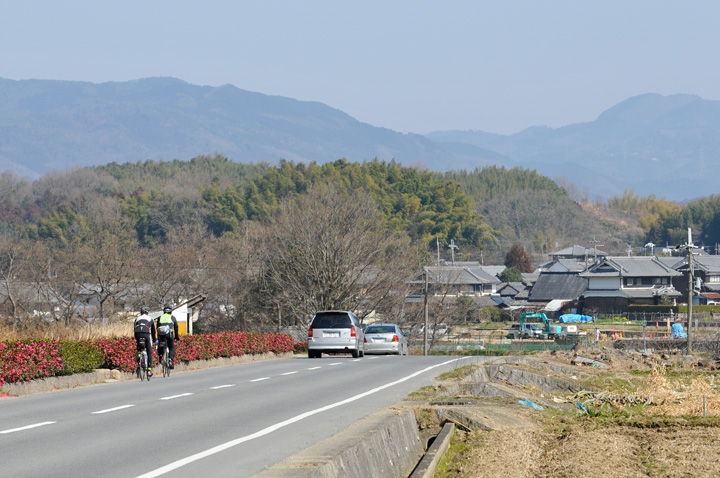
[
  {"xmin": 350, "ymin": 325, "xmax": 356, "ymax": 337},
  {"xmin": 308, "ymin": 327, "xmax": 313, "ymax": 338},
  {"xmin": 392, "ymin": 335, "xmax": 399, "ymax": 342}
]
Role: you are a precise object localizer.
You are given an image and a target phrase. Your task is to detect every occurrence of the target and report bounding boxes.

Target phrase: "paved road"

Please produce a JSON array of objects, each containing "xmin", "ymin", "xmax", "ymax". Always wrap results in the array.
[{"xmin": 0, "ymin": 354, "xmax": 478, "ymax": 477}]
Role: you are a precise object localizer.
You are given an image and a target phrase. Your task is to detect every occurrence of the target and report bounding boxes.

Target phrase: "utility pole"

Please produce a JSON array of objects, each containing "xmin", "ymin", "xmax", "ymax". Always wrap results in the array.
[
  {"xmin": 423, "ymin": 268, "xmax": 429, "ymax": 356},
  {"xmin": 677, "ymin": 228, "xmax": 695, "ymax": 353},
  {"xmin": 436, "ymin": 237, "xmax": 440, "ymax": 265},
  {"xmin": 449, "ymin": 239, "xmax": 458, "ymax": 266}
]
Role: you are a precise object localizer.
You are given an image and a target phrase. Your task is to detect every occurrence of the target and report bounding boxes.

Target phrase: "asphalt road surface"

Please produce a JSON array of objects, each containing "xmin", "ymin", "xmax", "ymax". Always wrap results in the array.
[{"xmin": 0, "ymin": 354, "xmax": 478, "ymax": 478}]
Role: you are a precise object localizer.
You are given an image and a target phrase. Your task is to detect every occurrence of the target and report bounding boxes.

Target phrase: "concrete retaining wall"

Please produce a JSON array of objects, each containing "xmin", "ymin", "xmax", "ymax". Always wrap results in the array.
[{"xmin": 253, "ymin": 408, "xmax": 425, "ymax": 478}]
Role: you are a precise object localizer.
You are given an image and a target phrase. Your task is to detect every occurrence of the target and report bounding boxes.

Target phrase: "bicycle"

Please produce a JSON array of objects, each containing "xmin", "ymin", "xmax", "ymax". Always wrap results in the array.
[
  {"xmin": 159, "ymin": 339, "xmax": 171, "ymax": 377},
  {"xmin": 136, "ymin": 338, "xmax": 150, "ymax": 382}
]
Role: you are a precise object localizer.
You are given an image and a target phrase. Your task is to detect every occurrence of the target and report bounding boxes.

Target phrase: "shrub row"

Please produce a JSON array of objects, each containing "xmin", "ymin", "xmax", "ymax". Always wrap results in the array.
[{"xmin": 0, "ymin": 331, "xmax": 298, "ymax": 386}]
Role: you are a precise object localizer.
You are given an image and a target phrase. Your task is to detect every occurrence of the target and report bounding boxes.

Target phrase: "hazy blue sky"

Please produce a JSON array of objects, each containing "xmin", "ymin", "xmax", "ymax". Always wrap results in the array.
[{"xmin": 2, "ymin": 1, "xmax": 719, "ymax": 135}]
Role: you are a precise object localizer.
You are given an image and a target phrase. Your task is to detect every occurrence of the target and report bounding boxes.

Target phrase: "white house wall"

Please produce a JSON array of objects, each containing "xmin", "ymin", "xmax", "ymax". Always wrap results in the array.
[{"xmin": 587, "ymin": 277, "xmax": 621, "ymax": 290}]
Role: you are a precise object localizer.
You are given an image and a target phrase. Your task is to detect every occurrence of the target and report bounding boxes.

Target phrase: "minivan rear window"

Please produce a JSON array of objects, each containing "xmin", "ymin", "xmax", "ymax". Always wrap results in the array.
[{"xmin": 311, "ymin": 312, "xmax": 352, "ymax": 329}]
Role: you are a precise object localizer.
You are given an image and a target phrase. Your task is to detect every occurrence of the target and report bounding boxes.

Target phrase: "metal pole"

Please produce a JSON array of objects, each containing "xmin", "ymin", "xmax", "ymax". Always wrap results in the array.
[
  {"xmin": 688, "ymin": 245, "xmax": 693, "ymax": 353},
  {"xmin": 424, "ymin": 268, "xmax": 429, "ymax": 356}
]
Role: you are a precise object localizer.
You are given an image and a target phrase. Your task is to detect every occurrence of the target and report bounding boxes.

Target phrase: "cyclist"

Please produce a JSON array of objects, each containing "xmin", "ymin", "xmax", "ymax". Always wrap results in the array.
[
  {"xmin": 156, "ymin": 304, "xmax": 179, "ymax": 369},
  {"xmin": 134, "ymin": 306, "xmax": 156, "ymax": 376}
]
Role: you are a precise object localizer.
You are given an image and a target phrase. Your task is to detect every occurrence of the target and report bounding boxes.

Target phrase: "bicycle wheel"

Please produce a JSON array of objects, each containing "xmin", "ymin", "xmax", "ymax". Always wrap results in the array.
[
  {"xmin": 162, "ymin": 348, "xmax": 170, "ymax": 377},
  {"xmin": 139, "ymin": 351, "xmax": 148, "ymax": 382}
]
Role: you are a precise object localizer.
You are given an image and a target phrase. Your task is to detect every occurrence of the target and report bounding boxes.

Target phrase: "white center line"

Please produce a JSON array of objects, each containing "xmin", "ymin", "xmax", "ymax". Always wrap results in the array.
[
  {"xmin": 250, "ymin": 377, "xmax": 270, "ymax": 382},
  {"xmin": 92, "ymin": 405, "xmax": 135, "ymax": 414},
  {"xmin": 328, "ymin": 362, "xmax": 342, "ymax": 366},
  {"xmin": 307, "ymin": 367, "xmax": 321, "ymax": 370},
  {"xmin": 210, "ymin": 384, "xmax": 236, "ymax": 390},
  {"xmin": 280, "ymin": 371, "xmax": 297, "ymax": 376},
  {"xmin": 160, "ymin": 393, "xmax": 193, "ymax": 401},
  {"xmin": 1, "ymin": 421, "xmax": 56, "ymax": 434}
]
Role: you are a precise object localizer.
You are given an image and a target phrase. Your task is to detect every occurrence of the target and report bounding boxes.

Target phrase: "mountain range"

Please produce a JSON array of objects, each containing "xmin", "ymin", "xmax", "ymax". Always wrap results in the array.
[{"xmin": 1, "ymin": 77, "xmax": 717, "ymax": 201}]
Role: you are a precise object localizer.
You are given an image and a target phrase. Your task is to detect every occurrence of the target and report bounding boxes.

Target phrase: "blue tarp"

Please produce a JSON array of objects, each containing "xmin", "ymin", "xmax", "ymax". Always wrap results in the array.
[
  {"xmin": 558, "ymin": 314, "xmax": 593, "ymax": 323},
  {"xmin": 671, "ymin": 322, "xmax": 688, "ymax": 338}
]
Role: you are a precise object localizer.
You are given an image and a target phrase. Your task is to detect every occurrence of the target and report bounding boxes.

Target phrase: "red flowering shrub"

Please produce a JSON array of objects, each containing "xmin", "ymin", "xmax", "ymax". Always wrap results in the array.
[
  {"xmin": 0, "ymin": 340, "xmax": 64, "ymax": 386},
  {"xmin": 0, "ymin": 332, "xmax": 297, "ymax": 385}
]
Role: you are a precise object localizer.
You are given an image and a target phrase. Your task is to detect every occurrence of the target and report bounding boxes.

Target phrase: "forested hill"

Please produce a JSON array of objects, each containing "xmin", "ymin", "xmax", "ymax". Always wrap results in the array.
[{"xmin": 0, "ymin": 155, "xmax": 640, "ymax": 264}]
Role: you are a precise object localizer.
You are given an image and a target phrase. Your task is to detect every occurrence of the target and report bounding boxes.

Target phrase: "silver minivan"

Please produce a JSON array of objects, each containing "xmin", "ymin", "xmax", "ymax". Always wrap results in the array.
[{"xmin": 307, "ymin": 310, "xmax": 365, "ymax": 358}]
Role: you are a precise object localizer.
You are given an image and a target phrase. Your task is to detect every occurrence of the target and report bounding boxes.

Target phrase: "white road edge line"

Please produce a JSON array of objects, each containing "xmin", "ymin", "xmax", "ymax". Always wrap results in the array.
[
  {"xmin": 92, "ymin": 405, "xmax": 135, "ymax": 414},
  {"xmin": 160, "ymin": 393, "xmax": 193, "ymax": 401},
  {"xmin": 250, "ymin": 377, "xmax": 270, "ymax": 382},
  {"xmin": 210, "ymin": 384, "xmax": 236, "ymax": 390},
  {"xmin": 1, "ymin": 421, "xmax": 56, "ymax": 434},
  {"xmin": 135, "ymin": 357, "xmax": 469, "ymax": 478}
]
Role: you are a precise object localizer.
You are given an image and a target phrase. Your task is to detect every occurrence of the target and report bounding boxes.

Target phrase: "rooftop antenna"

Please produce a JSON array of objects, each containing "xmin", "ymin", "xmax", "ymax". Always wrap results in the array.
[
  {"xmin": 449, "ymin": 239, "xmax": 458, "ymax": 266},
  {"xmin": 589, "ymin": 235, "xmax": 604, "ymax": 263}
]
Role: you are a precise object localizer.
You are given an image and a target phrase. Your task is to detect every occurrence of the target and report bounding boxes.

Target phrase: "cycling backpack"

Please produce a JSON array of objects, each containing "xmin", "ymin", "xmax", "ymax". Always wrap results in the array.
[{"xmin": 157, "ymin": 313, "xmax": 174, "ymax": 336}]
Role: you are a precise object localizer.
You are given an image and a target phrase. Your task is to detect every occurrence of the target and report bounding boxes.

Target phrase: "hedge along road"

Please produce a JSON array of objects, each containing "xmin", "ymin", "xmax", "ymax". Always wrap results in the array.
[{"xmin": 0, "ymin": 354, "xmax": 477, "ymax": 478}]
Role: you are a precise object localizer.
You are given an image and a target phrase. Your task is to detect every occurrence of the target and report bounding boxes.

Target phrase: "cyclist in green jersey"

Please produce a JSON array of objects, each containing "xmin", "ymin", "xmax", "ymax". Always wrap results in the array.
[{"xmin": 156, "ymin": 304, "xmax": 179, "ymax": 369}]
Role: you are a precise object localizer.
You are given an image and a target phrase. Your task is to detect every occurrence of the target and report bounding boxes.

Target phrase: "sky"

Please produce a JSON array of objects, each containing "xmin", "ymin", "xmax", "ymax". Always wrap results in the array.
[{"xmin": 2, "ymin": 1, "xmax": 720, "ymax": 135}]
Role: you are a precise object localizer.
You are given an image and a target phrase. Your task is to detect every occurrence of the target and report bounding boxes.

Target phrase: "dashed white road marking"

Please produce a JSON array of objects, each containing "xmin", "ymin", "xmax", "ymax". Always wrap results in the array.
[
  {"xmin": 328, "ymin": 362, "xmax": 342, "ymax": 366},
  {"xmin": 250, "ymin": 377, "xmax": 270, "ymax": 382},
  {"xmin": 92, "ymin": 405, "xmax": 135, "ymax": 414},
  {"xmin": 210, "ymin": 384, "xmax": 236, "ymax": 390},
  {"xmin": 160, "ymin": 393, "xmax": 193, "ymax": 401},
  {"xmin": 280, "ymin": 371, "xmax": 298, "ymax": 376},
  {"xmin": 1, "ymin": 421, "xmax": 56, "ymax": 434},
  {"xmin": 307, "ymin": 366, "xmax": 321, "ymax": 370}
]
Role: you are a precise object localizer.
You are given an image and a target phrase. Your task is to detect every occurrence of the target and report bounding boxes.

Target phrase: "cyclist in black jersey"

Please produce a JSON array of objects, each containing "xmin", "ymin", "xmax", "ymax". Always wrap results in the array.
[{"xmin": 134, "ymin": 306, "xmax": 156, "ymax": 376}]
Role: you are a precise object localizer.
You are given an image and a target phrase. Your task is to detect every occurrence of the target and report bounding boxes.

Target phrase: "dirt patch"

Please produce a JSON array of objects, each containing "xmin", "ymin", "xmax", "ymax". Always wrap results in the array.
[
  {"xmin": 428, "ymin": 349, "xmax": 720, "ymax": 478},
  {"xmin": 439, "ymin": 419, "xmax": 720, "ymax": 478}
]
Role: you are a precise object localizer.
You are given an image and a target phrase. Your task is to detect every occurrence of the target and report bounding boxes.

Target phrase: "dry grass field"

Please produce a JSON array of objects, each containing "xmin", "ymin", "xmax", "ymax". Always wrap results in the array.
[{"xmin": 432, "ymin": 345, "xmax": 720, "ymax": 478}]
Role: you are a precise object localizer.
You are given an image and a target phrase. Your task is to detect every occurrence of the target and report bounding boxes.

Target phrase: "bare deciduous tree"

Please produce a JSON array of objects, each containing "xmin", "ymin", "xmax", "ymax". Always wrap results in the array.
[{"xmin": 259, "ymin": 184, "xmax": 422, "ymax": 325}]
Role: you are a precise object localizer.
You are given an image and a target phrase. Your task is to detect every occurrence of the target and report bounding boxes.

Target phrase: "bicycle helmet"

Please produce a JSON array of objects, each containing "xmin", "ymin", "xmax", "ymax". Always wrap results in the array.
[
  {"xmin": 140, "ymin": 306, "xmax": 150, "ymax": 315},
  {"xmin": 163, "ymin": 304, "xmax": 172, "ymax": 313}
]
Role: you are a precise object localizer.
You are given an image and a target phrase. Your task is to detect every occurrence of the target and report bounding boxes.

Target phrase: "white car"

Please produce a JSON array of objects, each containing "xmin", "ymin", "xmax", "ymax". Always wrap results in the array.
[
  {"xmin": 363, "ymin": 323, "xmax": 409, "ymax": 355},
  {"xmin": 307, "ymin": 310, "xmax": 365, "ymax": 358}
]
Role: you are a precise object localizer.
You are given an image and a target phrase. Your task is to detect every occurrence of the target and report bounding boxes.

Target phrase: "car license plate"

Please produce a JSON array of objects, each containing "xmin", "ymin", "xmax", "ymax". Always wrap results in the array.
[
  {"xmin": 373, "ymin": 338, "xmax": 384, "ymax": 342},
  {"xmin": 323, "ymin": 331, "xmax": 340, "ymax": 337}
]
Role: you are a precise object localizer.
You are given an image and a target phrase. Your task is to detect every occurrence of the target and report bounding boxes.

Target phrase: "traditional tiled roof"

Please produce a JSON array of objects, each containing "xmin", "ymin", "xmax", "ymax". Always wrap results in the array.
[
  {"xmin": 413, "ymin": 265, "xmax": 501, "ymax": 285},
  {"xmin": 528, "ymin": 272, "xmax": 588, "ymax": 301},
  {"xmin": 581, "ymin": 256, "xmax": 682, "ymax": 278},
  {"xmin": 550, "ymin": 245, "xmax": 607, "ymax": 258}
]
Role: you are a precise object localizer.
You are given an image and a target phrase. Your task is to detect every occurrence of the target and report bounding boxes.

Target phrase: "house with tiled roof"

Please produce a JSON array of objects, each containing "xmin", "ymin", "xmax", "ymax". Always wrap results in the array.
[
  {"xmin": 580, "ymin": 256, "xmax": 682, "ymax": 313},
  {"xmin": 527, "ymin": 271, "xmax": 589, "ymax": 312},
  {"xmin": 414, "ymin": 263, "xmax": 502, "ymax": 297},
  {"xmin": 672, "ymin": 254, "xmax": 720, "ymax": 299}
]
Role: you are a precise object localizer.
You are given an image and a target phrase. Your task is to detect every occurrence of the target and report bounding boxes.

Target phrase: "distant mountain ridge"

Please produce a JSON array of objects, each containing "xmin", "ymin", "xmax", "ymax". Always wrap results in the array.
[
  {"xmin": 427, "ymin": 93, "xmax": 720, "ymax": 201},
  {"xmin": 0, "ymin": 77, "xmax": 716, "ymax": 201}
]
